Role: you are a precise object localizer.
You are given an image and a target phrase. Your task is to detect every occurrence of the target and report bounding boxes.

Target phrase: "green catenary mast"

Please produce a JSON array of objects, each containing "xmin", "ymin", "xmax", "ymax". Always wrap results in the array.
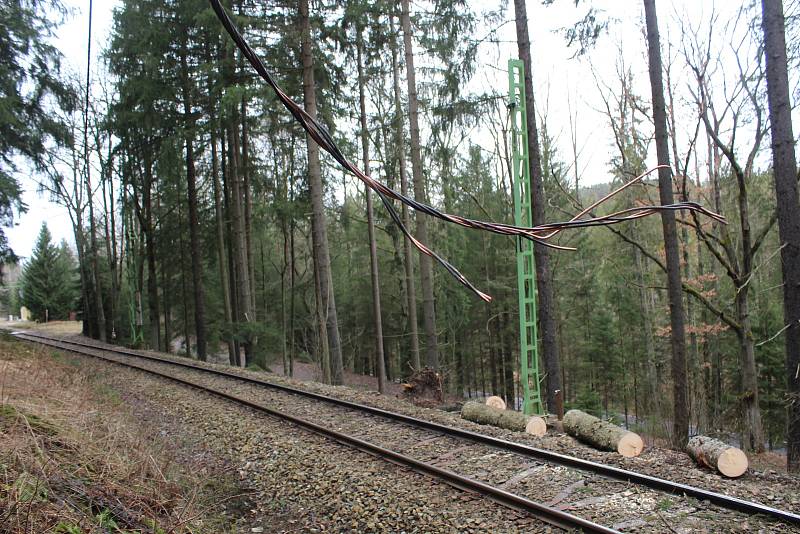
[{"xmin": 509, "ymin": 59, "xmax": 544, "ymax": 416}]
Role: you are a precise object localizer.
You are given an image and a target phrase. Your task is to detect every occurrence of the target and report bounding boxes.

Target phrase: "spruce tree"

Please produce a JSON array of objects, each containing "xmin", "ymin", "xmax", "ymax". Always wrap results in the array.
[
  {"xmin": 21, "ymin": 224, "xmax": 79, "ymax": 321},
  {"xmin": 54, "ymin": 239, "xmax": 80, "ymax": 318}
]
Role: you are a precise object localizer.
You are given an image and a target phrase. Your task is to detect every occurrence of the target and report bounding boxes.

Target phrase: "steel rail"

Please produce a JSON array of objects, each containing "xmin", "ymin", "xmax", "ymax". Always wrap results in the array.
[
  {"xmin": 17, "ymin": 331, "xmax": 800, "ymax": 526},
  {"xmin": 15, "ymin": 332, "xmax": 616, "ymax": 533}
]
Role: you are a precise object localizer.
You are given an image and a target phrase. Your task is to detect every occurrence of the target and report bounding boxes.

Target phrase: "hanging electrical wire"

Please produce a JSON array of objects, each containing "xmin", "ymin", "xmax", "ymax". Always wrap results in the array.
[{"xmin": 207, "ymin": 0, "xmax": 724, "ymax": 303}]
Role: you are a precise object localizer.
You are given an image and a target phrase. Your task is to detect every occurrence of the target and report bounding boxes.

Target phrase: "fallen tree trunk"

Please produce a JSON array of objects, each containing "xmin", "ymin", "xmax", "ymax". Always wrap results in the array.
[
  {"xmin": 563, "ymin": 409, "xmax": 644, "ymax": 457},
  {"xmin": 686, "ymin": 435, "xmax": 748, "ymax": 478},
  {"xmin": 485, "ymin": 395, "xmax": 506, "ymax": 410},
  {"xmin": 461, "ymin": 401, "xmax": 547, "ymax": 436}
]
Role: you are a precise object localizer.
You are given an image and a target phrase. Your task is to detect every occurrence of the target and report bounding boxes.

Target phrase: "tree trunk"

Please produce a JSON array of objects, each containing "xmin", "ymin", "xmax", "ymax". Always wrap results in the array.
[
  {"xmin": 85, "ymin": 147, "xmax": 106, "ymax": 342},
  {"xmin": 707, "ymin": 131, "xmax": 724, "ymax": 430},
  {"xmin": 83, "ymin": 0, "xmax": 106, "ymax": 343},
  {"xmin": 134, "ymin": 214, "xmax": 145, "ymax": 343},
  {"xmin": 400, "ymin": 0, "xmax": 438, "ymax": 369},
  {"xmin": 300, "ymin": 0, "xmax": 344, "ymax": 384},
  {"xmin": 667, "ymin": 74, "xmax": 701, "ymax": 432},
  {"xmin": 241, "ymin": 97, "xmax": 256, "ymax": 315},
  {"xmin": 502, "ymin": 312, "xmax": 515, "ymax": 409},
  {"xmin": 101, "ymin": 146, "xmax": 118, "ymax": 340},
  {"xmin": 143, "ymin": 156, "xmax": 160, "ymax": 351},
  {"xmin": 643, "ymin": 0, "xmax": 689, "ymax": 449},
  {"xmin": 633, "ymin": 235, "xmax": 660, "ymax": 417},
  {"xmin": 280, "ymin": 160, "xmax": 290, "ymax": 376},
  {"xmin": 69, "ymin": 154, "xmax": 91, "ymax": 338},
  {"xmin": 314, "ymin": 254, "xmax": 332, "ymax": 384},
  {"xmin": 735, "ymin": 285, "xmax": 765, "ymax": 452},
  {"xmin": 694, "ymin": 158, "xmax": 712, "ymax": 432},
  {"xmin": 75, "ymin": 229, "xmax": 90, "ymax": 337},
  {"xmin": 180, "ymin": 44, "xmax": 207, "ymax": 361},
  {"xmin": 220, "ymin": 44, "xmax": 240, "ymax": 366},
  {"xmin": 228, "ymin": 119, "xmax": 253, "ymax": 366},
  {"xmin": 512, "ymin": 0, "xmax": 563, "ymax": 413},
  {"xmin": 486, "ymin": 395, "xmax": 506, "ymax": 410},
  {"xmin": 130, "ymin": 196, "xmax": 146, "ymax": 346},
  {"xmin": 289, "ymin": 147, "xmax": 297, "ymax": 378},
  {"xmin": 461, "ymin": 401, "xmax": 547, "ymax": 435},
  {"xmin": 357, "ymin": 36, "xmax": 387, "ymax": 394},
  {"xmin": 563, "ymin": 409, "xmax": 644, "ymax": 457},
  {"xmin": 212, "ymin": 130, "xmax": 236, "ymax": 364},
  {"xmin": 489, "ymin": 315, "xmax": 501, "ymax": 398},
  {"xmin": 760, "ymin": 0, "xmax": 800, "ymax": 474},
  {"xmin": 686, "ymin": 435, "xmax": 748, "ymax": 478},
  {"xmin": 390, "ymin": 14, "xmax": 420, "ymax": 372},
  {"xmin": 162, "ymin": 251, "xmax": 172, "ymax": 353}
]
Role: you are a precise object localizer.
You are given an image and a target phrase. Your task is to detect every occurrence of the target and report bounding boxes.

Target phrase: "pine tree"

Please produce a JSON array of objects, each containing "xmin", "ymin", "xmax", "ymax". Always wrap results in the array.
[
  {"xmin": 300, "ymin": 0, "xmax": 344, "ymax": 383},
  {"xmin": 401, "ymin": 0, "xmax": 439, "ymax": 369},
  {"xmin": 21, "ymin": 224, "xmax": 79, "ymax": 322},
  {"xmin": 643, "ymin": 0, "xmax": 690, "ymax": 449}
]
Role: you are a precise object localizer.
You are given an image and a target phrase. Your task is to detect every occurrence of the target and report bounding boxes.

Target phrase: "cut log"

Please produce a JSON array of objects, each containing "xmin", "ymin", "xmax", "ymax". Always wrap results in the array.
[
  {"xmin": 525, "ymin": 416, "xmax": 547, "ymax": 436},
  {"xmin": 461, "ymin": 401, "xmax": 547, "ymax": 436},
  {"xmin": 485, "ymin": 395, "xmax": 506, "ymax": 410},
  {"xmin": 686, "ymin": 435, "xmax": 748, "ymax": 478},
  {"xmin": 562, "ymin": 409, "xmax": 644, "ymax": 457}
]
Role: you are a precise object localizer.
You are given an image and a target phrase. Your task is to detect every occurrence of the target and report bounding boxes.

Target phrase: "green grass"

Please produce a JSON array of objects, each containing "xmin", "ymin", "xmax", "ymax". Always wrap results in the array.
[
  {"xmin": 53, "ymin": 522, "xmax": 82, "ymax": 534},
  {"xmin": 656, "ymin": 497, "xmax": 674, "ymax": 511}
]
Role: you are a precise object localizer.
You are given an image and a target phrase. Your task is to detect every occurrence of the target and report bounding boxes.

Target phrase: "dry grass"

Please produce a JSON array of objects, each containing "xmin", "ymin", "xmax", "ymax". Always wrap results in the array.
[{"xmin": 0, "ymin": 334, "xmax": 236, "ymax": 533}]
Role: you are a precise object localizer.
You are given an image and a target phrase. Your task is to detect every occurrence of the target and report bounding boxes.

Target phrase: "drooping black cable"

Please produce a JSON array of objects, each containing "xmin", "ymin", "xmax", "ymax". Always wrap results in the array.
[
  {"xmin": 207, "ymin": 0, "xmax": 497, "ymax": 301},
  {"xmin": 206, "ymin": 0, "xmax": 723, "ymax": 302}
]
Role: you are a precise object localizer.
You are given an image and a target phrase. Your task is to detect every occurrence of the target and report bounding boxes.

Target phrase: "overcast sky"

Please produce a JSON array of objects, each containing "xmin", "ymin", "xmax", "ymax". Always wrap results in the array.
[{"xmin": 7, "ymin": 0, "xmax": 768, "ymax": 259}]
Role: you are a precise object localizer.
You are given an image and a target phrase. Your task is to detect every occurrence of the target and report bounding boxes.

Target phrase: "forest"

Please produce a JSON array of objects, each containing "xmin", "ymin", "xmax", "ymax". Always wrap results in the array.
[{"xmin": 2, "ymin": 0, "xmax": 798, "ymax": 473}]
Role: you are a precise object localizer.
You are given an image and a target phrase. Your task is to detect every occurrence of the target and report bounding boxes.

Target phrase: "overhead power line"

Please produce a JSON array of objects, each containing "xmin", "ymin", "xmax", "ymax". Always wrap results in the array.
[{"xmin": 207, "ymin": 0, "xmax": 724, "ymax": 302}]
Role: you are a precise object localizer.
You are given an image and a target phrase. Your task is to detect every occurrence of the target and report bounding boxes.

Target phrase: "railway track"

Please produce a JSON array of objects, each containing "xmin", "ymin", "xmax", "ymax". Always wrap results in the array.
[{"xmin": 15, "ymin": 331, "xmax": 800, "ymax": 532}]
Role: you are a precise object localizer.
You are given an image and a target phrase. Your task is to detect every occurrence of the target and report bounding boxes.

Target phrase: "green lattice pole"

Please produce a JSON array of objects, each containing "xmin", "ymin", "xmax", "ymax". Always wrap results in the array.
[{"xmin": 508, "ymin": 59, "xmax": 544, "ymax": 416}]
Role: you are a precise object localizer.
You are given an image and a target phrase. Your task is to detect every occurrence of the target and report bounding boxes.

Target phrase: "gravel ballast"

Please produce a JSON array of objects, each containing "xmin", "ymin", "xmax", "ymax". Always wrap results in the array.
[
  {"xmin": 65, "ymin": 345, "xmax": 553, "ymax": 532},
  {"xmin": 21, "ymin": 332, "xmax": 800, "ymax": 533}
]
